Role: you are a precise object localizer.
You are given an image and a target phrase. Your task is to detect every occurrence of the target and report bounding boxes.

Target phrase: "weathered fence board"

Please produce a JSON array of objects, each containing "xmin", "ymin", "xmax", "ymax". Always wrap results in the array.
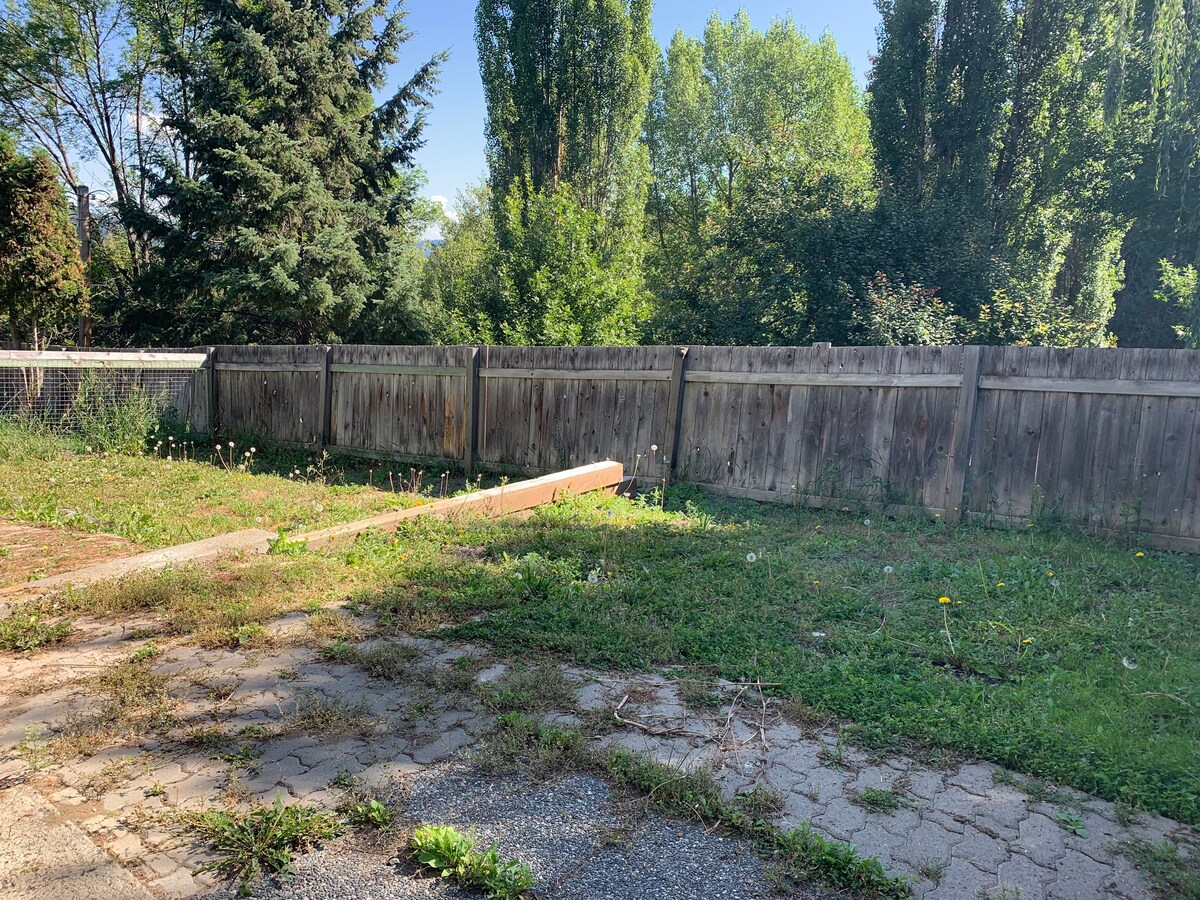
[
  {"xmin": 7, "ymin": 343, "xmax": 1200, "ymax": 549},
  {"xmin": 214, "ymin": 345, "xmax": 324, "ymax": 446}
]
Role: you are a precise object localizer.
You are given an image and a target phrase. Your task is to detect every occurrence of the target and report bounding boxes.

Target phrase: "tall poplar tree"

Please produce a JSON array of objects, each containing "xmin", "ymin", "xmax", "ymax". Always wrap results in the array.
[
  {"xmin": 868, "ymin": 0, "xmax": 1129, "ymax": 345},
  {"xmin": 1108, "ymin": 0, "xmax": 1200, "ymax": 346},
  {"xmin": 474, "ymin": 0, "xmax": 656, "ymax": 344}
]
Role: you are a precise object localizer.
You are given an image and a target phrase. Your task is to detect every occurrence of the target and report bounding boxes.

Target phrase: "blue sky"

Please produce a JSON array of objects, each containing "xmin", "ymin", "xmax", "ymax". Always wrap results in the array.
[{"xmin": 400, "ymin": 1, "xmax": 881, "ymax": 218}]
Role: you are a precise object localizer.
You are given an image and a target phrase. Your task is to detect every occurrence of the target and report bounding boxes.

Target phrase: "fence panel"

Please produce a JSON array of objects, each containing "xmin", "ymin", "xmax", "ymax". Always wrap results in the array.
[
  {"xmin": 476, "ymin": 345, "xmax": 675, "ymax": 476},
  {"xmin": 213, "ymin": 345, "xmax": 324, "ymax": 446},
  {"xmin": 966, "ymin": 347, "xmax": 1200, "ymax": 539},
  {"xmin": 328, "ymin": 344, "xmax": 470, "ymax": 463},
  {"xmin": 678, "ymin": 345, "xmax": 967, "ymax": 513},
  {"xmin": 0, "ymin": 348, "xmax": 210, "ymax": 433}
]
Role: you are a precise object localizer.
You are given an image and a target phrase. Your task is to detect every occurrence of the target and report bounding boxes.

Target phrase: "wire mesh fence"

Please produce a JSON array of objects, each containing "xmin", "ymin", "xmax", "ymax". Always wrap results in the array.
[{"xmin": 0, "ymin": 351, "xmax": 210, "ymax": 433}]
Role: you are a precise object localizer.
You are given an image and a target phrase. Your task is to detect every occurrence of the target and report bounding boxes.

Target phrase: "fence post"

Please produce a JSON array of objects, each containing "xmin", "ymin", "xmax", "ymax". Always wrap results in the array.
[
  {"xmin": 665, "ymin": 345, "xmax": 690, "ymax": 478},
  {"xmin": 318, "ymin": 345, "xmax": 333, "ymax": 450},
  {"xmin": 944, "ymin": 345, "xmax": 985, "ymax": 522},
  {"xmin": 206, "ymin": 346, "xmax": 219, "ymax": 438},
  {"xmin": 464, "ymin": 346, "xmax": 481, "ymax": 478}
]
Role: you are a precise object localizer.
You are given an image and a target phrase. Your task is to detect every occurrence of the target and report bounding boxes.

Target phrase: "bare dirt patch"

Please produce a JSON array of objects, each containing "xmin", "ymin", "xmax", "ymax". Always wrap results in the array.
[{"xmin": 0, "ymin": 520, "xmax": 136, "ymax": 587}]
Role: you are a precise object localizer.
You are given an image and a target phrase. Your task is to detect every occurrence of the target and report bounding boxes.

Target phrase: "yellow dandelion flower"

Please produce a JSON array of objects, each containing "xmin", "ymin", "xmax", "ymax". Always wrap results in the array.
[
  {"xmin": 1046, "ymin": 571, "xmax": 1054, "ymax": 577},
  {"xmin": 938, "ymin": 596, "xmax": 952, "ymax": 604},
  {"xmin": 1022, "ymin": 638, "xmax": 1032, "ymax": 644},
  {"xmin": 812, "ymin": 579, "xmax": 821, "ymax": 585},
  {"xmin": 1135, "ymin": 551, "xmax": 1145, "ymax": 558},
  {"xmin": 997, "ymin": 582, "xmax": 1005, "ymax": 587}
]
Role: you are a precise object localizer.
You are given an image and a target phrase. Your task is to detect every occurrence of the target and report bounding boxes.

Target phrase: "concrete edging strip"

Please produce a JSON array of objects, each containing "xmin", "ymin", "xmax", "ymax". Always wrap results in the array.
[{"xmin": 3, "ymin": 461, "xmax": 624, "ymax": 599}]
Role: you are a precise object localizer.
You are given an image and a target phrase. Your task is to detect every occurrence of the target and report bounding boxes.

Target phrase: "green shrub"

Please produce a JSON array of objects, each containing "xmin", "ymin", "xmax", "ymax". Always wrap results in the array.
[
  {"xmin": 0, "ymin": 612, "xmax": 72, "ymax": 652},
  {"xmin": 188, "ymin": 798, "xmax": 341, "ymax": 896},
  {"xmin": 71, "ymin": 373, "xmax": 164, "ymax": 454},
  {"xmin": 411, "ymin": 823, "xmax": 535, "ymax": 899}
]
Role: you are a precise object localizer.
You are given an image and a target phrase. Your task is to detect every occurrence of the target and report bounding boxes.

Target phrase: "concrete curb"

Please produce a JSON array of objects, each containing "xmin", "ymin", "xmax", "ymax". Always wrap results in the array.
[{"xmin": 2, "ymin": 461, "xmax": 624, "ymax": 601}]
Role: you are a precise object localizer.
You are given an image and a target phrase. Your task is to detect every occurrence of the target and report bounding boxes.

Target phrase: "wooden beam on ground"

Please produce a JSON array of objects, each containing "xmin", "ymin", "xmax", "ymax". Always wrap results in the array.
[
  {"xmin": 2, "ymin": 462, "xmax": 624, "ymax": 600},
  {"xmin": 303, "ymin": 460, "xmax": 624, "ymax": 551}
]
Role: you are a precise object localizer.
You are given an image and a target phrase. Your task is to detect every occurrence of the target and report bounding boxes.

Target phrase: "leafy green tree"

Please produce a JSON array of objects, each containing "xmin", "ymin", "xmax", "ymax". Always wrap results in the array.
[
  {"xmin": 867, "ymin": 0, "xmax": 1130, "ymax": 346},
  {"xmin": 493, "ymin": 183, "xmax": 647, "ymax": 344},
  {"xmin": 129, "ymin": 0, "xmax": 442, "ymax": 345},
  {"xmin": 422, "ymin": 183, "xmax": 503, "ymax": 343},
  {"xmin": 644, "ymin": 13, "xmax": 874, "ymax": 344},
  {"xmin": 1108, "ymin": 0, "xmax": 1200, "ymax": 347},
  {"xmin": 0, "ymin": 0, "xmax": 205, "ymax": 302},
  {"xmin": 1154, "ymin": 260, "xmax": 1200, "ymax": 348},
  {"xmin": 475, "ymin": 0, "xmax": 655, "ymax": 344},
  {"xmin": 0, "ymin": 132, "xmax": 86, "ymax": 347}
]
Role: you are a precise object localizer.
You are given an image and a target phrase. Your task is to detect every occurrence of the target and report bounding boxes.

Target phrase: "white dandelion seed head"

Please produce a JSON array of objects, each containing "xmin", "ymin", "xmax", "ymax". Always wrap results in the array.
[
  {"xmin": 864, "ymin": 519, "xmax": 872, "ymax": 527},
  {"xmin": 228, "ymin": 441, "xmax": 235, "ymax": 448},
  {"xmin": 588, "ymin": 572, "xmax": 600, "ymax": 584},
  {"xmin": 746, "ymin": 552, "xmax": 757, "ymax": 563},
  {"xmin": 1122, "ymin": 657, "xmax": 1137, "ymax": 670},
  {"xmin": 884, "ymin": 565, "xmax": 894, "ymax": 575},
  {"xmin": 514, "ymin": 572, "xmax": 523, "ymax": 580},
  {"xmin": 812, "ymin": 631, "xmax": 826, "ymax": 638}
]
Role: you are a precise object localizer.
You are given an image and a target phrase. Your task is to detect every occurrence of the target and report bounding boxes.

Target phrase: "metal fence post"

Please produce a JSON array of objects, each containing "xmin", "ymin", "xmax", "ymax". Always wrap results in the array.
[
  {"xmin": 464, "ymin": 346, "xmax": 481, "ymax": 478},
  {"xmin": 665, "ymin": 345, "xmax": 690, "ymax": 477}
]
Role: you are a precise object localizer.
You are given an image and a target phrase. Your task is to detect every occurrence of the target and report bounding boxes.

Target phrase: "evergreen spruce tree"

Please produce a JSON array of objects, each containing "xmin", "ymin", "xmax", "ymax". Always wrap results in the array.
[{"xmin": 132, "ymin": 0, "xmax": 441, "ymax": 345}]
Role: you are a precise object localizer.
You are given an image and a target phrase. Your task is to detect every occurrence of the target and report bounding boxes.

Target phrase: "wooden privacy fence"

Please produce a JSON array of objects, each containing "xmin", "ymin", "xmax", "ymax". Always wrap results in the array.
[
  {"xmin": 4, "ymin": 345, "xmax": 1198, "ymax": 549},
  {"xmin": 207, "ymin": 344, "xmax": 1200, "ymax": 550}
]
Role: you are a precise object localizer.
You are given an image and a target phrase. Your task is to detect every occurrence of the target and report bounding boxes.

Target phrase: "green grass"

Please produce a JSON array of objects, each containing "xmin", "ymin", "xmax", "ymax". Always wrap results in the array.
[
  {"xmin": 0, "ymin": 420, "xmax": 416, "ymax": 547},
  {"xmin": 15, "ymin": 457, "xmax": 1200, "ymax": 824},
  {"xmin": 373, "ymin": 488, "xmax": 1198, "ymax": 824}
]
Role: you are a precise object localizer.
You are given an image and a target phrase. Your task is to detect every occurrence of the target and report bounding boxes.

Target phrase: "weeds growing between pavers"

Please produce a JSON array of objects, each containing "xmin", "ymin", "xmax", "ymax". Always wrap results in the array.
[
  {"xmin": 479, "ymin": 713, "xmax": 912, "ymax": 899},
  {"xmin": 0, "ymin": 610, "xmax": 72, "ymax": 651},
  {"xmin": 184, "ymin": 798, "xmax": 342, "ymax": 896}
]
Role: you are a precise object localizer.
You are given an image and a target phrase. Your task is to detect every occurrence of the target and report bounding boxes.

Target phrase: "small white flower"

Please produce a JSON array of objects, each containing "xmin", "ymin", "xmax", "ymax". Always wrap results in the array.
[
  {"xmin": 883, "ymin": 565, "xmax": 894, "ymax": 575},
  {"xmin": 863, "ymin": 519, "xmax": 872, "ymax": 527},
  {"xmin": 84, "ymin": 445, "xmax": 92, "ymax": 453},
  {"xmin": 1122, "ymin": 657, "xmax": 1138, "ymax": 670},
  {"xmin": 587, "ymin": 572, "xmax": 600, "ymax": 584},
  {"xmin": 250, "ymin": 447, "xmax": 256, "ymax": 453},
  {"xmin": 651, "ymin": 444, "xmax": 658, "ymax": 452},
  {"xmin": 746, "ymin": 552, "xmax": 757, "ymax": 563}
]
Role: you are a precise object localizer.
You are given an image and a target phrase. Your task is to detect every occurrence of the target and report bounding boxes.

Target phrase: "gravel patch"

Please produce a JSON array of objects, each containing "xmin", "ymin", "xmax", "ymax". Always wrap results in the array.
[{"xmin": 203, "ymin": 762, "xmax": 803, "ymax": 900}]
